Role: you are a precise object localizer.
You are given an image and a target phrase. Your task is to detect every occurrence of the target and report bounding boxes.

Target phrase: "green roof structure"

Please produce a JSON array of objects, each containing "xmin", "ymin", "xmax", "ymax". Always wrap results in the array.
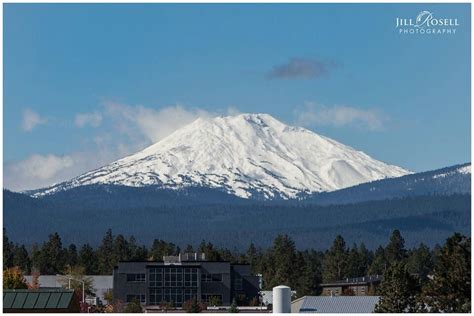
[{"xmin": 3, "ymin": 289, "xmax": 80, "ymax": 313}]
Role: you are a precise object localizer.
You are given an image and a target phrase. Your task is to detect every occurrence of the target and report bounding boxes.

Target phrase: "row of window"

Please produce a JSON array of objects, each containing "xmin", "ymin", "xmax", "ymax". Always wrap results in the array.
[{"xmin": 149, "ymin": 267, "xmax": 199, "ymax": 288}]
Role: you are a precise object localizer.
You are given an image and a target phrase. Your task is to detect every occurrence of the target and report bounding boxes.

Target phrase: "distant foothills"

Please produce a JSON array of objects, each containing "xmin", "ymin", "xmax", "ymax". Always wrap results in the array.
[{"xmin": 3, "ymin": 162, "xmax": 471, "ymax": 249}]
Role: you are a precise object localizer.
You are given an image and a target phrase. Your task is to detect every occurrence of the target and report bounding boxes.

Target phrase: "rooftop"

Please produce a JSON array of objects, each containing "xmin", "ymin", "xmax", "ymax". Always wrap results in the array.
[
  {"xmin": 3, "ymin": 289, "xmax": 79, "ymax": 311},
  {"xmin": 292, "ymin": 296, "xmax": 380, "ymax": 313}
]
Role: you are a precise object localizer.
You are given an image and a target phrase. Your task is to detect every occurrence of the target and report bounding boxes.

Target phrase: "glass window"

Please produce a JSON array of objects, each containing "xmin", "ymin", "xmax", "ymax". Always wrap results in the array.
[
  {"xmin": 184, "ymin": 268, "xmax": 198, "ymax": 287},
  {"xmin": 149, "ymin": 289, "xmax": 163, "ymax": 305},
  {"xmin": 149, "ymin": 268, "xmax": 163, "ymax": 287}
]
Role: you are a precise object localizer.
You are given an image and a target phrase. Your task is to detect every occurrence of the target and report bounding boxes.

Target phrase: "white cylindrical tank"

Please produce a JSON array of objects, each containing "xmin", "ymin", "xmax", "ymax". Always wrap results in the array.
[{"xmin": 273, "ymin": 285, "xmax": 291, "ymax": 313}]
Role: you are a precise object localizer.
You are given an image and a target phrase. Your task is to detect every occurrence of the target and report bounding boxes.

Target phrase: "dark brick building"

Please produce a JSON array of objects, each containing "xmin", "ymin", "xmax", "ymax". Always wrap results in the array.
[{"xmin": 113, "ymin": 253, "xmax": 260, "ymax": 307}]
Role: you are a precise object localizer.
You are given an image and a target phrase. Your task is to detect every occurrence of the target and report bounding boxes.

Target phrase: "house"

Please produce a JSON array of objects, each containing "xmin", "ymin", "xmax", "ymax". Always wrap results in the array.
[
  {"xmin": 320, "ymin": 275, "xmax": 382, "ymax": 296},
  {"xmin": 291, "ymin": 296, "xmax": 380, "ymax": 313},
  {"xmin": 113, "ymin": 252, "xmax": 260, "ymax": 308},
  {"xmin": 3, "ymin": 289, "xmax": 81, "ymax": 313}
]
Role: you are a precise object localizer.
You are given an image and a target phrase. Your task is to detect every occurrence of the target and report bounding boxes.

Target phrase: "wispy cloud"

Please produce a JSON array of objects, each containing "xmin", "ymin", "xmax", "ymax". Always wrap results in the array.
[
  {"xmin": 103, "ymin": 102, "xmax": 215, "ymax": 144},
  {"xmin": 75, "ymin": 112, "xmax": 103, "ymax": 127},
  {"xmin": 267, "ymin": 57, "xmax": 337, "ymax": 80},
  {"xmin": 21, "ymin": 108, "xmax": 47, "ymax": 132},
  {"xmin": 294, "ymin": 102, "xmax": 386, "ymax": 131}
]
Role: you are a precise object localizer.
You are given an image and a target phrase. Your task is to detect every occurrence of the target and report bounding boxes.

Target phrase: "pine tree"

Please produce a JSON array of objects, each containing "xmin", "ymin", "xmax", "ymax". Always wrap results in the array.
[
  {"xmin": 98, "ymin": 229, "xmax": 116, "ymax": 274},
  {"xmin": 385, "ymin": 230, "xmax": 407, "ymax": 264},
  {"xmin": 114, "ymin": 234, "xmax": 130, "ymax": 261},
  {"xmin": 405, "ymin": 243, "xmax": 433, "ymax": 281},
  {"xmin": 322, "ymin": 235, "xmax": 348, "ymax": 282},
  {"xmin": 374, "ymin": 262, "xmax": 418, "ymax": 313},
  {"xmin": 264, "ymin": 234, "xmax": 298, "ymax": 289},
  {"xmin": 421, "ymin": 233, "xmax": 471, "ymax": 312},
  {"xmin": 79, "ymin": 243, "xmax": 99, "ymax": 275},
  {"xmin": 3, "ymin": 228, "xmax": 14, "ymax": 268},
  {"xmin": 40, "ymin": 232, "xmax": 65, "ymax": 274},
  {"xmin": 65, "ymin": 244, "xmax": 79, "ymax": 267},
  {"xmin": 12, "ymin": 244, "xmax": 31, "ymax": 274},
  {"xmin": 368, "ymin": 246, "xmax": 387, "ymax": 275}
]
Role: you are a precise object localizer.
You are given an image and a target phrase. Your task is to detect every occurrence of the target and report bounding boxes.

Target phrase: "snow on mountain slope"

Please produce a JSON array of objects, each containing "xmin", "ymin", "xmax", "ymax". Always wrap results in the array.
[{"xmin": 32, "ymin": 113, "xmax": 410, "ymax": 199}]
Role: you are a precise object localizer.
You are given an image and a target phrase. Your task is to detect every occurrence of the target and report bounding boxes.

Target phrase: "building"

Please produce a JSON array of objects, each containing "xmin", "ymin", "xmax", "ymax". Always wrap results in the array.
[
  {"xmin": 320, "ymin": 275, "xmax": 382, "ymax": 296},
  {"xmin": 291, "ymin": 296, "xmax": 380, "ymax": 313},
  {"xmin": 24, "ymin": 275, "xmax": 113, "ymax": 304},
  {"xmin": 113, "ymin": 253, "xmax": 260, "ymax": 308},
  {"xmin": 3, "ymin": 289, "xmax": 81, "ymax": 313}
]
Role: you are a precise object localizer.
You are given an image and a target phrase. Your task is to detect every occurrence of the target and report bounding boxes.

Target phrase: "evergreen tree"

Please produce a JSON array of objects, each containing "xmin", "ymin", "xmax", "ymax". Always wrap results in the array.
[
  {"xmin": 246, "ymin": 243, "xmax": 259, "ymax": 273},
  {"xmin": 124, "ymin": 298, "xmax": 143, "ymax": 313},
  {"xmin": 12, "ymin": 244, "xmax": 31, "ymax": 274},
  {"xmin": 150, "ymin": 239, "xmax": 177, "ymax": 261},
  {"xmin": 3, "ymin": 228, "xmax": 14, "ymax": 268},
  {"xmin": 322, "ymin": 235, "xmax": 348, "ymax": 282},
  {"xmin": 79, "ymin": 243, "xmax": 99, "ymax": 275},
  {"xmin": 405, "ymin": 243, "xmax": 433, "ymax": 281},
  {"xmin": 38, "ymin": 232, "xmax": 65, "ymax": 274},
  {"xmin": 98, "ymin": 229, "xmax": 116, "ymax": 274},
  {"xmin": 375, "ymin": 262, "xmax": 418, "ymax": 313},
  {"xmin": 264, "ymin": 234, "xmax": 298, "ymax": 289},
  {"xmin": 114, "ymin": 234, "xmax": 130, "ymax": 261},
  {"xmin": 65, "ymin": 244, "xmax": 79, "ymax": 267},
  {"xmin": 421, "ymin": 233, "xmax": 471, "ymax": 312},
  {"xmin": 368, "ymin": 246, "xmax": 387, "ymax": 275},
  {"xmin": 385, "ymin": 230, "xmax": 407, "ymax": 264}
]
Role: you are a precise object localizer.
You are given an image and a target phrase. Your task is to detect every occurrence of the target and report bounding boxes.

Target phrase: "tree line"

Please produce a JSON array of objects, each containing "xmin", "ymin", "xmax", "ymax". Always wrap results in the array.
[{"xmin": 3, "ymin": 228, "xmax": 470, "ymax": 312}]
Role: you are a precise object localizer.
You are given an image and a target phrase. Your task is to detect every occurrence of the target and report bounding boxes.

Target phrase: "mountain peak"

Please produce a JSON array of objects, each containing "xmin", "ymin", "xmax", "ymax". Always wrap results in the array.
[{"xmin": 32, "ymin": 113, "xmax": 410, "ymax": 199}]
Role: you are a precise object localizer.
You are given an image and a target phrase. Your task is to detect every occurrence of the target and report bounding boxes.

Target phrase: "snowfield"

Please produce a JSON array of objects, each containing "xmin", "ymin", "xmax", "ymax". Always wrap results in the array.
[{"xmin": 33, "ymin": 113, "xmax": 411, "ymax": 199}]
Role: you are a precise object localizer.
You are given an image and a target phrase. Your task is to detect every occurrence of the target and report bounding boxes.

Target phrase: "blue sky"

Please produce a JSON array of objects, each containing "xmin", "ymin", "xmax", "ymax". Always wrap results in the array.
[{"xmin": 4, "ymin": 3, "xmax": 471, "ymax": 191}]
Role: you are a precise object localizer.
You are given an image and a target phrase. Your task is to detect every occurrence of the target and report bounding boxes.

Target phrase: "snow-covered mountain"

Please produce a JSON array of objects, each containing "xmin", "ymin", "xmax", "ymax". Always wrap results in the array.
[{"xmin": 32, "ymin": 113, "xmax": 410, "ymax": 199}]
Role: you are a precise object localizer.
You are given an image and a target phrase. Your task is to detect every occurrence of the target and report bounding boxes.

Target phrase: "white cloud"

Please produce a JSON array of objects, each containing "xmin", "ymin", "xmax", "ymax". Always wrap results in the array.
[
  {"xmin": 103, "ymin": 102, "xmax": 214, "ymax": 143},
  {"xmin": 75, "ymin": 112, "xmax": 103, "ymax": 127},
  {"xmin": 21, "ymin": 108, "xmax": 47, "ymax": 132},
  {"xmin": 294, "ymin": 102, "xmax": 386, "ymax": 131}
]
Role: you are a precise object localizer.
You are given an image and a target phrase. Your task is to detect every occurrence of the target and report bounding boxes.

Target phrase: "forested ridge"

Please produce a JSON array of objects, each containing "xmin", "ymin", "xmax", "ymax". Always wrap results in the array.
[{"xmin": 4, "ymin": 188, "xmax": 470, "ymax": 249}]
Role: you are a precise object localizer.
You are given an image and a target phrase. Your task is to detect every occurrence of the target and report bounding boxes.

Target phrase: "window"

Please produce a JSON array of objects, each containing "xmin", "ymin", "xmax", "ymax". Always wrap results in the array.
[
  {"xmin": 164, "ymin": 267, "xmax": 183, "ymax": 287},
  {"xmin": 127, "ymin": 273, "xmax": 146, "ymax": 282},
  {"xmin": 163, "ymin": 288, "xmax": 183, "ymax": 306},
  {"xmin": 149, "ymin": 268, "xmax": 163, "ymax": 287},
  {"xmin": 234, "ymin": 275, "xmax": 243, "ymax": 290},
  {"xmin": 126, "ymin": 294, "xmax": 146, "ymax": 304},
  {"xmin": 149, "ymin": 289, "xmax": 163, "ymax": 305},
  {"xmin": 184, "ymin": 289, "xmax": 198, "ymax": 303},
  {"xmin": 184, "ymin": 268, "xmax": 198, "ymax": 287}
]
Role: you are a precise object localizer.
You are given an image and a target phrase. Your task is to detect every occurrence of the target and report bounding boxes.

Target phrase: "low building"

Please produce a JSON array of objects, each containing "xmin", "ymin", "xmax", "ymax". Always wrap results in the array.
[
  {"xmin": 291, "ymin": 296, "xmax": 380, "ymax": 313},
  {"xmin": 113, "ymin": 253, "xmax": 260, "ymax": 308},
  {"xmin": 3, "ymin": 289, "xmax": 81, "ymax": 313},
  {"xmin": 320, "ymin": 275, "xmax": 382, "ymax": 296},
  {"xmin": 24, "ymin": 275, "xmax": 113, "ymax": 304}
]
